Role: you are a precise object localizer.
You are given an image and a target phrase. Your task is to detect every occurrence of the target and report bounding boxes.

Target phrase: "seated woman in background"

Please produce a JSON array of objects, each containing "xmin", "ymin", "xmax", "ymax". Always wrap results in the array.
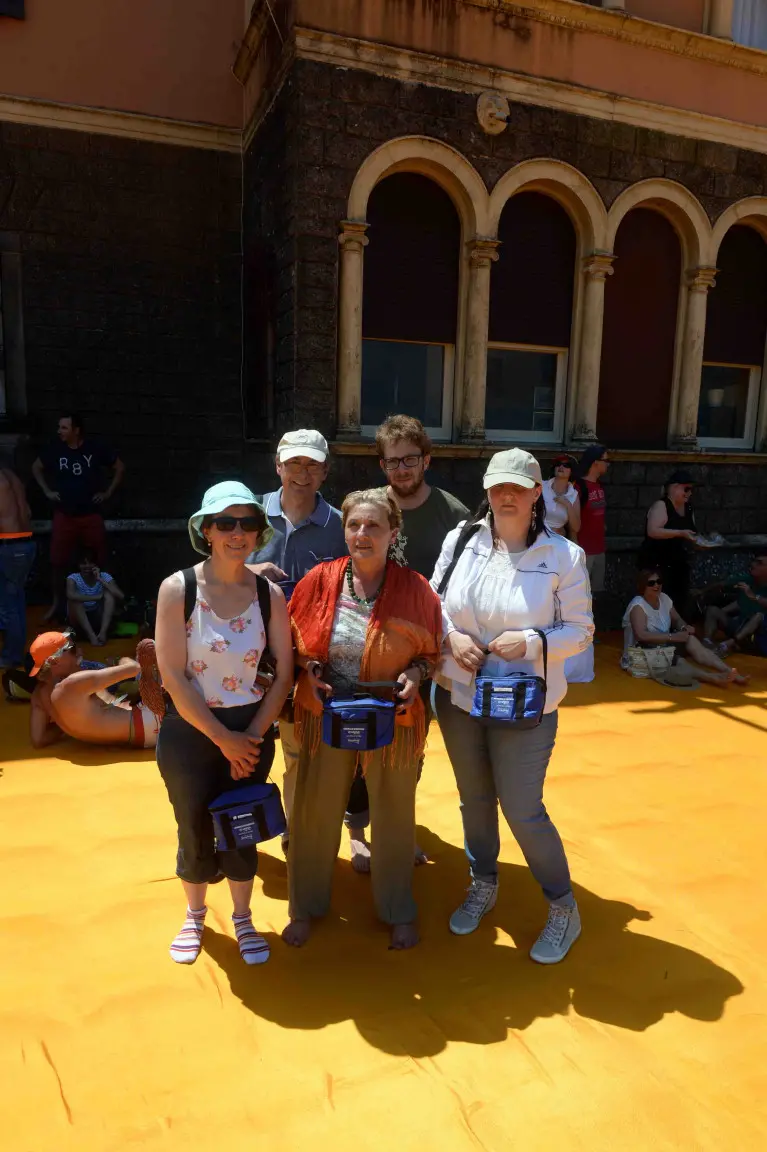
[
  {"xmin": 66, "ymin": 548, "xmax": 124, "ymax": 647},
  {"xmin": 283, "ymin": 488, "xmax": 442, "ymax": 952},
  {"xmin": 622, "ymin": 569, "xmax": 749, "ymax": 687},
  {"xmin": 542, "ymin": 455, "xmax": 581, "ymax": 540}
]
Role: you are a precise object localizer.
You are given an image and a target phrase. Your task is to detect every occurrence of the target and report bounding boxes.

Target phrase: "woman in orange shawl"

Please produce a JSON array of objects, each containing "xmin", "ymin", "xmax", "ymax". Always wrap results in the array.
[{"xmin": 282, "ymin": 488, "xmax": 442, "ymax": 951}]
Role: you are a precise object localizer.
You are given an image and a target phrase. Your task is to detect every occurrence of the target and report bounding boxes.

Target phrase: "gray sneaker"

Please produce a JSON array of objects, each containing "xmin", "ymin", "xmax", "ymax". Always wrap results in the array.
[
  {"xmin": 449, "ymin": 878, "xmax": 498, "ymax": 936},
  {"xmin": 530, "ymin": 901, "xmax": 581, "ymax": 964}
]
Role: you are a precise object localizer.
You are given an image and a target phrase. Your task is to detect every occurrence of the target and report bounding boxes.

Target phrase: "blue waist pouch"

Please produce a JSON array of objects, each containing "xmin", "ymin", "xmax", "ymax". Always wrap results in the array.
[
  {"xmin": 321, "ymin": 681, "xmax": 400, "ymax": 751},
  {"xmin": 470, "ymin": 631, "xmax": 548, "ymax": 730},
  {"xmin": 209, "ymin": 782, "xmax": 286, "ymax": 850}
]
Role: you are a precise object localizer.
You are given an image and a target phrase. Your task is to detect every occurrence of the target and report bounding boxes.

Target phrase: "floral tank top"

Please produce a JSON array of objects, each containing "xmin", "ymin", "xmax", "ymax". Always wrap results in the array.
[{"xmin": 178, "ymin": 571, "xmax": 267, "ymax": 708}]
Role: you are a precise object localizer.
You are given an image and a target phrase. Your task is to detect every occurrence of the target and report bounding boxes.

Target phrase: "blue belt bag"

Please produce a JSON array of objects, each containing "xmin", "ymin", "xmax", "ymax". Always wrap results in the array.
[
  {"xmin": 322, "ymin": 682, "xmax": 400, "ymax": 751},
  {"xmin": 470, "ymin": 630, "xmax": 548, "ymax": 730},
  {"xmin": 209, "ymin": 782, "xmax": 286, "ymax": 851}
]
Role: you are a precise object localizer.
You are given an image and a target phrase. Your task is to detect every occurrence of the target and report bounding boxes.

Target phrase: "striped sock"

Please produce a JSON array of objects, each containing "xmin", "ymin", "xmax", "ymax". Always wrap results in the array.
[
  {"xmin": 232, "ymin": 912, "xmax": 270, "ymax": 966},
  {"xmin": 169, "ymin": 906, "xmax": 207, "ymax": 964}
]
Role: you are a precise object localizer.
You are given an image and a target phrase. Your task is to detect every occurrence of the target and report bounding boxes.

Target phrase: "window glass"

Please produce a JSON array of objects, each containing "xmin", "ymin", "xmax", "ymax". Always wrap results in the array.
[
  {"xmin": 486, "ymin": 348, "xmax": 559, "ymax": 434},
  {"xmin": 697, "ymin": 364, "xmax": 755, "ymax": 440},
  {"xmin": 361, "ymin": 340, "xmax": 445, "ymax": 429}
]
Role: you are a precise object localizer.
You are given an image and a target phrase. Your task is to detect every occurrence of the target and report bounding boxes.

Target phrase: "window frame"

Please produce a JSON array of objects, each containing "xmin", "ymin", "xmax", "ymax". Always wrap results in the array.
[
  {"xmin": 484, "ymin": 341, "xmax": 569, "ymax": 444},
  {"xmin": 360, "ymin": 336, "xmax": 455, "ymax": 442},
  {"xmin": 697, "ymin": 360, "xmax": 762, "ymax": 450}
]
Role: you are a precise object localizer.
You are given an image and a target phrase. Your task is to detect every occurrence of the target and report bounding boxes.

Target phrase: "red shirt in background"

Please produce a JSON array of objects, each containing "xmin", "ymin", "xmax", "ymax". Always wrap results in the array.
[{"xmin": 578, "ymin": 479, "xmax": 606, "ymax": 556}]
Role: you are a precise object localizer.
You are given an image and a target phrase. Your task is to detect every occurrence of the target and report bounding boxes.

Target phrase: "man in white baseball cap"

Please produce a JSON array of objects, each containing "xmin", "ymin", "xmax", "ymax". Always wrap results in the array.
[{"xmin": 248, "ymin": 429, "xmax": 347, "ymax": 849}]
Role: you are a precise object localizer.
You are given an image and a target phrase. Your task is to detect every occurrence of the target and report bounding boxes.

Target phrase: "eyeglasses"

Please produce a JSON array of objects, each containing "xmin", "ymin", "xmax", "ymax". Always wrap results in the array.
[
  {"xmin": 211, "ymin": 516, "xmax": 262, "ymax": 533},
  {"xmin": 382, "ymin": 454, "xmax": 423, "ymax": 472},
  {"xmin": 646, "ymin": 578, "xmax": 663, "ymax": 587},
  {"xmin": 282, "ymin": 460, "xmax": 326, "ymax": 475}
]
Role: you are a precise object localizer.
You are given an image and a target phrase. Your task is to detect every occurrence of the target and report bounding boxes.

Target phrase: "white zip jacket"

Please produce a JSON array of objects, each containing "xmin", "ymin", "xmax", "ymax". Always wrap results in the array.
[{"xmin": 430, "ymin": 518, "xmax": 594, "ymax": 714}]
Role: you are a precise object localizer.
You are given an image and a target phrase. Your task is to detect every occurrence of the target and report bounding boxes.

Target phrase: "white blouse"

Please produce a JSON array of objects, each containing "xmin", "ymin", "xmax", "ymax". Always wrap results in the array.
[
  {"xmin": 622, "ymin": 593, "xmax": 673, "ymax": 666},
  {"xmin": 542, "ymin": 479, "xmax": 578, "ymax": 532},
  {"xmin": 178, "ymin": 573, "xmax": 268, "ymax": 708}
]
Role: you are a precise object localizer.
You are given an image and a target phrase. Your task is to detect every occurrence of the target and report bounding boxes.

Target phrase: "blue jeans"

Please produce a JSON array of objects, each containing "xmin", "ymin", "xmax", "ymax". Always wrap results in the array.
[
  {"xmin": 0, "ymin": 539, "xmax": 37, "ymax": 666},
  {"xmin": 434, "ymin": 686, "xmax": 573, "ymax": 907}
]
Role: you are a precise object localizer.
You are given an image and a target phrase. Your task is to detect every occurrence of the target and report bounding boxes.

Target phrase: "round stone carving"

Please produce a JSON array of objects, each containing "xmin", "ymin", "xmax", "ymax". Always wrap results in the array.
[{"xmin": 477, "ymin": 92, "xmax": 510, "ymax": 135}]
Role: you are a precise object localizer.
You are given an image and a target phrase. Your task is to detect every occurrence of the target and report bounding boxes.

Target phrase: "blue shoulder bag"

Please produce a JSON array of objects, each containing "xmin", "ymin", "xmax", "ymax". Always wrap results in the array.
[
  {"xmin": 470, "ymin": 630, "xmax": 548, "ymax": 730},
  {"xmin": 322, "ymin": 682, "xmax": 401, "ymax": 751},
  {"xmin": 209, "ymin": 782, "xmax": 287, "ymax": 851}
]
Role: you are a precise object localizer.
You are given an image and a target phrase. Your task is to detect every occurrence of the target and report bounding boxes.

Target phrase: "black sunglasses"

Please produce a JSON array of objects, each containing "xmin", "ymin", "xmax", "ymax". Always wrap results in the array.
[
  {"xmin": 211, "ymin": 516, "xmax": 262, "ymax": 533},
  {"xmin": 646, "ymin": 578, "xmax": 663, "ymax": 587}
]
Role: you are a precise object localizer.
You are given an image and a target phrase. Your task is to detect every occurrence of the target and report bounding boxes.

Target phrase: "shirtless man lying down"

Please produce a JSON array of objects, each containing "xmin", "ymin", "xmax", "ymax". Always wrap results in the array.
[{"xmin": 29, "ymin": 631, "xmax": 161, "ymax": 750}]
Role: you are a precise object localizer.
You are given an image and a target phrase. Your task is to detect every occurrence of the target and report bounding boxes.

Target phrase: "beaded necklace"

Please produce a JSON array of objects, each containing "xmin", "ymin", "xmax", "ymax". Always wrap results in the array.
[{"xmin": 346, "ymin": 560, "xmax": 385, "ymax": 607}]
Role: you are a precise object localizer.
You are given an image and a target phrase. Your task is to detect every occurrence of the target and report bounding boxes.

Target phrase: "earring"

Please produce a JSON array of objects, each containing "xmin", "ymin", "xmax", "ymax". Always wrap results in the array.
[
  {"xmin": 531, "ymin": 504, "xmax": 538, "ymax": 533},
  {"xmin": 387, "ymin": 533, "xmax": 408, "ymax": 567}
]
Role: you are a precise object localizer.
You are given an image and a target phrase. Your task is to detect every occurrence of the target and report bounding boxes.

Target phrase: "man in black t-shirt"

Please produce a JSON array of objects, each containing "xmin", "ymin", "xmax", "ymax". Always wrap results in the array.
[{"xmin": 32, "ymin": 412, "xmax": 125, "ymax": 621}]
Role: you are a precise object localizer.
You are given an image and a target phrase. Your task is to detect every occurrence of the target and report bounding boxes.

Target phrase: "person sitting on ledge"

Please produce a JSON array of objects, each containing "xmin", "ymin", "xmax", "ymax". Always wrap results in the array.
[
  {"xmin": 28, "ymin": 631, "xmax": 162, "ymax": 749},
  {"xmin": 66, "ymin": 549, "xmax": 124, "ymax": 647},
  {"xmin": 622, "ymin": 570, "xmax": 749, "ymax": 687},
  {"xmin": 703, "ymin": 551, "xmax": 767, "ymax": 657}
]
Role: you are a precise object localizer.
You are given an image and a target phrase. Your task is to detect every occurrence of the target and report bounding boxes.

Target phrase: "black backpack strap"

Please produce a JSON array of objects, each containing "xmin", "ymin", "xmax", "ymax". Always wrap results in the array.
[
  {"xmin": 256, "ymin": 574, "xmax": 272, "ymax": 633},
  {"xmin": 181, "ymin": 567, "xmax": 197, "ymax": 623},
  {"xmin": 437, "ymin": 523, "xmax": 481, "ymax": 596}
]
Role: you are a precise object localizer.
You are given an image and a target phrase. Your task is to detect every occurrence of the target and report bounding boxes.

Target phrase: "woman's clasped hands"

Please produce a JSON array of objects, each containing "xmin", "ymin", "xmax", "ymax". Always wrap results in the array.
[{"xmin": 216, "ymin": 728, "xmax": 264, "ymax": 780}]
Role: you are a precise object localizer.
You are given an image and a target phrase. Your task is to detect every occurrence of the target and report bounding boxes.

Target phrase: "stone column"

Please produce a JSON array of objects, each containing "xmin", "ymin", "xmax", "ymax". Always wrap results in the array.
[
  {"xmin": 572, "ymin": 252, "xmax": 615, "ymax": 444},
  {"xmin": 709, "ymin": 0, "xmax": 734, "ymax": 39},
  {"xmin": 461, "ymin": 239, "xmax": 500, "ymax": 442},
  {"xmin": 673, "ymin": 267, "xmax": 718, "ymax": 446},
  {"xmin": 337, "ymin": 220, "xmax": 369, "ymax": 436}
]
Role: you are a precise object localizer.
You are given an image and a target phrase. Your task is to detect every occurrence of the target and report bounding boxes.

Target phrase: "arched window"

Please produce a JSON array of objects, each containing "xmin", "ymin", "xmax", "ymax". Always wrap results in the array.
[
  {"xmin": 700, "ymin": 225, "xmax": 767, "ymax": 448},
  {"xmin": 598, "ymin": 208, "xmax": 681, "ymax": 447},
  {"xmin": 361, "ymin": 173, "xmax": 460, "ymax": 438},
  {"xmin": 486, "ymin": 192, "xmax": 575, "ymax": 441}
]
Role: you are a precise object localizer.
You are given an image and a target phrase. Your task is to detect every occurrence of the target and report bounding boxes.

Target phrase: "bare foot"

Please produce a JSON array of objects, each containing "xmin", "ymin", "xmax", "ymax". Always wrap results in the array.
[
  {"xmin": 96, "ymin": 633, "xmax": 108, "ymax": 646},
  {"xmin": 390, "ymin": 922, "xmax": 419, "ymax": 950},
  {"xmin": 282, "ymin": 919, "xmax": 311, "ymax": 947},
  {"xmin": 349, "ymin": 833, "xmax": 371, "ymax": 874},
  {"xmin": 414, "ymin": 844, "xmax": 429, "ymax": 866},
  {"xmin": 42, "ymin": 603, "xmax": 59, "ymax": 623},
  {"xmin": 732, "ymin": 671, "xmax": 751, "ymax": 686}
]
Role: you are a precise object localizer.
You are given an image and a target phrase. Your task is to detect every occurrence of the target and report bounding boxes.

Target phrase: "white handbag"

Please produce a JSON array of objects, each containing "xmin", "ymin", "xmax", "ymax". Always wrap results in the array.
[{"xmin": 626, "ymin": 645, "xmax": 676, "ymax": 680}]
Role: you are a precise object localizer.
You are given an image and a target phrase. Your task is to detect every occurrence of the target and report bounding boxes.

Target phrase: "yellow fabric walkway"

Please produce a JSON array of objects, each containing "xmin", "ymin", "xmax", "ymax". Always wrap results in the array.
[{"xmin": 1, "ymin": 639, "xmax": 766, "ymax": 1151}]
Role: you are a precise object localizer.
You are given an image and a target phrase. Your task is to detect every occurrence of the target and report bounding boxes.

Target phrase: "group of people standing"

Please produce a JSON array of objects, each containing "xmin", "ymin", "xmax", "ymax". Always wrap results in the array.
[{"xmin": 148, "ymin": 416, "xmax": 593, "ymax": 969}]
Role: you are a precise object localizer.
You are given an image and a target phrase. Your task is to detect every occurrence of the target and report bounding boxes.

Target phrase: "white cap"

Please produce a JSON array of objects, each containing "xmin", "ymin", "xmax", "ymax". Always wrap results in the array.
[
  {"xmin": 277, "ymin": 429, "xmax": 329, "ymax": 464},
  {"xmin": 483, "ymin": 448, "xmax": 542, "ymax": 490}
]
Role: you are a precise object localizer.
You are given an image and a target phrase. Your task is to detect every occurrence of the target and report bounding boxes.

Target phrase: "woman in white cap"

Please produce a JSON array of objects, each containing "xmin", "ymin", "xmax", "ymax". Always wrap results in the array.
[
  {"xmin": 151, "ymin": 482, "xmax": 294, "ymax": 966},
  {"xmin": 431, "ymin": 449, "xmax": 593, "ymax": 964}
]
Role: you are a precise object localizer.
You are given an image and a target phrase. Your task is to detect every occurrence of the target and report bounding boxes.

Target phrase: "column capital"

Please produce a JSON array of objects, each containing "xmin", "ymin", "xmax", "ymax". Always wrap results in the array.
[
  {"xmin": 338, "ymin": 220, "xmax": 369, "ymax": 253},
  {"xmin": 468, "ymin": 238, "xmax": 501, "ymax": 268},
  {"xmin": 582, "ymin": 252, "xmax": 616, "ymax": 281},
  {"xmin": 687, "ymin": 266, "xmax": 718, "ymax": 293}
]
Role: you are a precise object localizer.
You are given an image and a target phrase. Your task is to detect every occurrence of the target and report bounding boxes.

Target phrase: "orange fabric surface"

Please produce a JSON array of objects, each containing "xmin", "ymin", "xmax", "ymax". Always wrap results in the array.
[{"xmin": 1, "ymin": 637, "xmax": 766, "ymax": 1150}]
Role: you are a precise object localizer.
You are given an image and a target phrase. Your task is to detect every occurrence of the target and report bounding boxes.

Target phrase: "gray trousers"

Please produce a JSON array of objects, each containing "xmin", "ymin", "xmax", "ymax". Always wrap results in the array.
[{"xmin": 434, "ymin": 686, "xmax": 573, "ymax": 906}]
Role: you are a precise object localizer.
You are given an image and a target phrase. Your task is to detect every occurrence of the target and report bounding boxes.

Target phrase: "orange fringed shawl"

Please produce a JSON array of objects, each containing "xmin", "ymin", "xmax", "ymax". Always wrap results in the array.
[{"xmin": 288, "ymin": 558, "xmax": 443, "ymax": 769}]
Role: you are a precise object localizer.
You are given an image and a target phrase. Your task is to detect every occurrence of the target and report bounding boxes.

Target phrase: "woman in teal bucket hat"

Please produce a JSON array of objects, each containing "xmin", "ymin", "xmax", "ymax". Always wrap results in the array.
[{"xmin": 150, "ymin": 481, "xmax": 294, "ymax": 966}]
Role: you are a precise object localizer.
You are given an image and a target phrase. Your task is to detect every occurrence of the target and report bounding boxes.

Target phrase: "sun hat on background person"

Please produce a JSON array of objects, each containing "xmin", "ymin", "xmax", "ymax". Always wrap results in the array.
[
  {"xmin": 29, "ymin": 631, "xmax": 74, "ymax": 676},
  {"xmin": 188, "ymin": 481, "xmax": 272, "ymax": 557}
]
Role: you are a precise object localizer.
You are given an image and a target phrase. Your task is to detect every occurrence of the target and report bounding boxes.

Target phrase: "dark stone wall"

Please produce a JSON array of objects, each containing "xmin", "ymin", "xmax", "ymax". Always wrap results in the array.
[{"xmin": 0, "ymin": 120, "xmax": 244, "ymax": 519}]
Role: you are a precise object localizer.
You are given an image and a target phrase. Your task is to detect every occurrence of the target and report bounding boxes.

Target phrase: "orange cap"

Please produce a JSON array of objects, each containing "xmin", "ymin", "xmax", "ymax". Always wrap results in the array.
[{"xmin": 29, "ymin": 632, "xmax": 73, "ymax": 676}]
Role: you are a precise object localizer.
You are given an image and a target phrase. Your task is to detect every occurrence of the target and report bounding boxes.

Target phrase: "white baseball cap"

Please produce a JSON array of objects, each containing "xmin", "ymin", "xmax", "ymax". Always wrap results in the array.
[
  {"xmin": 277, "ymin": 429, "xmax": 329, "ymax": 464},
  {"xmin": 483, "ymin": 448, "xmax": 542, "ymax": 490}
]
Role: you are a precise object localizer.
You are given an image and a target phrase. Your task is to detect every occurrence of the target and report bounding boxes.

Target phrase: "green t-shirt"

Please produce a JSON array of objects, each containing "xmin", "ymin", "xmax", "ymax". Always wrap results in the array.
[{"xmin": 400, "ymin": 487, "xmax": 470, "ymax": 581}]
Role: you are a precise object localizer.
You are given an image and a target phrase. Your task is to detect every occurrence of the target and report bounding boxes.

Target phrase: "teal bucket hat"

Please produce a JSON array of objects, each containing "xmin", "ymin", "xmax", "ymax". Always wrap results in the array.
[{"xmin": 188, "ymin": 481, "xmax": 273, "ymax": 556}]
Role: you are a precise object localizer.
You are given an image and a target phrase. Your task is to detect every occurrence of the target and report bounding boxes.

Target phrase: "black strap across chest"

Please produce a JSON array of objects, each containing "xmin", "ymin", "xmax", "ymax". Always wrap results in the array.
[{"xmin": 182, "ymin": 567, "xmax": 271, "ymax": 630}]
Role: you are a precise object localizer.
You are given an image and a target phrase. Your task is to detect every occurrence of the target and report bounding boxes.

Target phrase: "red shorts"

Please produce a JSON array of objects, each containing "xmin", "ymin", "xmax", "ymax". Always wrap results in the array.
[{"xmin": 50, "ymin": 511, "xmax": 107, "ymax": 568}]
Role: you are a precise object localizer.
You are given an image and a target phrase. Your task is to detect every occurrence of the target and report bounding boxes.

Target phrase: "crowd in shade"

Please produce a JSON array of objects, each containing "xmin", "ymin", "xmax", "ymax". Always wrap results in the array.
[{"xmin": 2, "ymin": 413, "xmax": 765, "ymax": 967}]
